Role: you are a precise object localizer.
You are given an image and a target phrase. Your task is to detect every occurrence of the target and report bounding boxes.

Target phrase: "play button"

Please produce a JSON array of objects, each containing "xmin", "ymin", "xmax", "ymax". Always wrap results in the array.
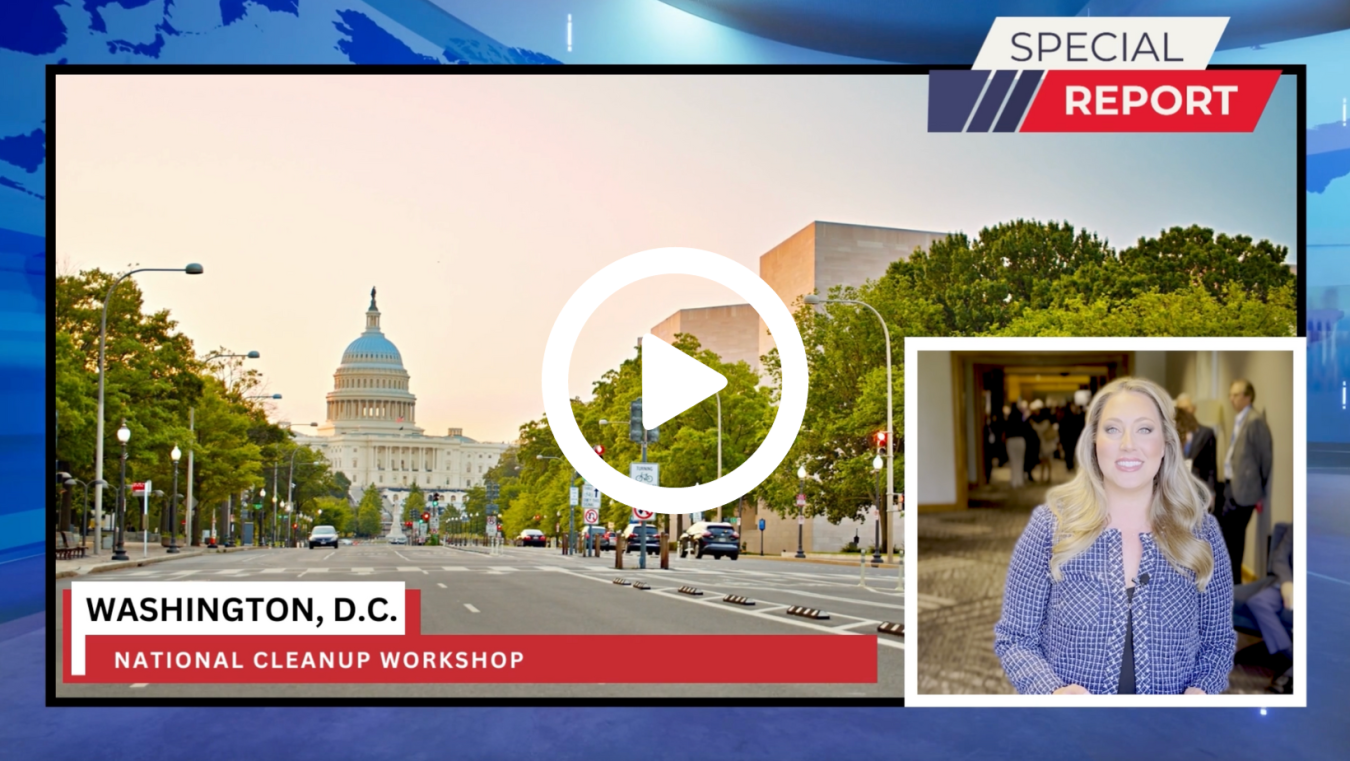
[{"xmin": 640, "ymin": 333, "xmax": 727, "ymax": 429}]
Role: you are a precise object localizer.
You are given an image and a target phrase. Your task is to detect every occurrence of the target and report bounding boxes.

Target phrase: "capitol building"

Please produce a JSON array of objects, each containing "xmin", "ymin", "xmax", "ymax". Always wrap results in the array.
[{"xmin": 294, "ymin": 289, "xmax": 509, "ymax": 524}]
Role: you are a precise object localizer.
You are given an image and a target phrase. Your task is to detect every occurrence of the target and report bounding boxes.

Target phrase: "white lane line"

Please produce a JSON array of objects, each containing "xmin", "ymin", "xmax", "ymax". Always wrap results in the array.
[
  {"xmin": 395, "ymin": 551, "xmax": 412, "ymax": 562},
  {"xmin": 131, "ymin": 683, "xmax": 148, "ymax": 688},
  {"xmin": 323, "ymin": 551, "xmax": 337, "ymax": 561},
  {"xmin": 560, "ymin": 571, "xmax": 903, "ymax": 648},
  {"xmin": 441, "ymin": 566, "xmax": 470, "ymax": 571},
  {"xmin": 168, "ymin": 570, "xmax": 199, "ymax": 577},
  {"xmin": 397, "ymin": 566, "xmax": 428, "ymax": 574},
  {"xmin": 214, "ymin": 569, "xmax": 244, "ymax": 575},
  {"xmin": 489, "ymin": 566, "xmax": 519, "ymax": 572},
  {"xmin": 352, "ymin": 567, "xmax": 374, "ymax": 573},
  {"xmin": 299, "ymin": 568, "xmax": 328, "ymax": 577},
  {"xmin": 260, "ymin": 568, "xmax": 288, "ymax": 574},
  {"xmin": 437, "ymin": 583, "xmax": 447, "ymax": 589},
  {"xmin": 463, "ymin": 604, "xmax": 480, "ymax": 613},
  {"xmin": 125, "ymin": 571, "xmax": 156, "ymax": 577}
]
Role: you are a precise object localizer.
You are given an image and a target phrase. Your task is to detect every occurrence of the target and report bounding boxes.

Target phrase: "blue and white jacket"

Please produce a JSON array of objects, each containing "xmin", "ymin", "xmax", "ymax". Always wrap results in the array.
[{"xmin": 993, "ymin": 505, "xmax": 1235, "ymax": 695}]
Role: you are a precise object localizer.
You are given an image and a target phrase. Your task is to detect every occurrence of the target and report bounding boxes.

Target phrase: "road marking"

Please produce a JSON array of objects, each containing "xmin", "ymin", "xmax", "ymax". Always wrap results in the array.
[
  {"xmin": 323, "ymin": 551, "xmax": 337, "ymax": 561},
  {"xmin": 397, "ymin": 566, "xmax": 427, "ymax": 574},
  {"xmin": 441, "ymin": 566, "xmax": 469, "ymax": 571},
  {"xmin": 352, "ymin": 567, "xmax": 374, "ymax": 573},
  {"xmin": 464, "ymin": 604, "xmax": 480, "ymax": 613},
  {"xmin": 126, "ymin": 571, "xmax": 155, "ymax": 577},
  {"xmin": 299, "ymin": 568, "xmax": 328, "ymax": 577},
  {"xmin": 437, "ymin": 583, "xmax": 447, "ymax": 589},
  {"xmin": 131, "ymin": 683, "xmax": 148, "ymax": 688},
  {"xmin": 489, "ymin": 566, "xmax": 519, "ymax": 572},
  {"xmin": 261, "ymin": 568, "xmax": 288, "ymax": 574},
  {"xmin": 214, "ymin": 569, "xmax": 244, "ymax": 575},
  {"xmin": 395, "ymin": 551, "xmax": 412, "ymax": 562},
  {"xmin": 556, "ymin": 569, "xmax": 904, "ymax": 647},
  {"xmin": 168, "ymin": 570, "xmax": 199, "ymax": 577}
]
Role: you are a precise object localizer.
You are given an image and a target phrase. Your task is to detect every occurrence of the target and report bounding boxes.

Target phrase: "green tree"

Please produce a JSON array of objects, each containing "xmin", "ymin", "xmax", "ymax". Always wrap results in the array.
[
  {"xmin": 355, "ymin": 484, "xmax": 384, "ymax": 537},
  {"xmin": 310, "ymin": 496, "xmax": 352, "ymax": 535},
  {"xmin": 997, "ymin": 283, "xmax": 1297, "ymax": 337},
  {"xmin": 403, "ymin": 483, "xmax": 426, "ymax": 524}
]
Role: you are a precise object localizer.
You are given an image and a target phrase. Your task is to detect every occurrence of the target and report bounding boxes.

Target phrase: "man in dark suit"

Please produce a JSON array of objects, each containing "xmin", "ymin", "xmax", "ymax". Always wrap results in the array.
[
  {"xmin": 1234, "ymin": 524, "xmax": 1293, "ymax": 693},
  {"xmin": 1059, "ymin": 402, "xmax": 1085, "ymax": 472},
  {"xmin": 1221, "ymin": 379, "xmax": 1274, "ymax": 586},
  {"xmin": 1175, "ymin": 394, "xmax": 1218, "ymax": 511}
]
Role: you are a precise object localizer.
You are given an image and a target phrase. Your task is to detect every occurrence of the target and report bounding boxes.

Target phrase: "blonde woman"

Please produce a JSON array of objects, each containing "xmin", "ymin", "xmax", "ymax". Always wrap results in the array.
[{"xmin": 993, "ymin": 377, "xmax": 1235, "ymax": 695}]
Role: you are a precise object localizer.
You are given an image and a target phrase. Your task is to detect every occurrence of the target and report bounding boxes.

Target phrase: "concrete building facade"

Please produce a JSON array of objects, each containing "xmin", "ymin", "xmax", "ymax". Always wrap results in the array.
[
  {"xmin": 295, "ymin": 289, "xmax": 509, "ymax": 527},
  {"xmin": 650, "ymin": 303, "xmax": 761, "ymax": 370}
]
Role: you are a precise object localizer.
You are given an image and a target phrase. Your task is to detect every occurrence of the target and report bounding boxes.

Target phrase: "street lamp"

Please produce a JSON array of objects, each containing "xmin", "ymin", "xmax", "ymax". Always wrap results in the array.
[
  {"xmin": 93, "ymin": 263, "xmax": 203, "ymax": 557},
  {"xmin": 805, "ymin": 293, "xmax": 895, "ymax": 563},
  {"xmin": 112, "ymin": 420, "xmax": 132, "ymax": 561},
  {"xmin": 796, "ymin": 464, "xmax": 807, "ymax": 559},
  {"xmin": 537, "ymin": 453, "xmax": 576, "ymax": 555},
  {"xmin": 247, "ymin": 394, "xmax": 282, "ymax": 400},
  {"xmin": 168, "ymin": 444, "xmax": 182, "ymax": 553},
  {"xmin": 63, "ymin": 477, "xmax": 105, "ymax": 547}
]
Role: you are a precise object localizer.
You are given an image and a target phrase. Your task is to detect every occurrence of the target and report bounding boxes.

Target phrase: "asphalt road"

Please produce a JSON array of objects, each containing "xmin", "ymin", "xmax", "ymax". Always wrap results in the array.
[{"xmin": 54, "ymin": 543, "xmax": 904, "ymax": 699}]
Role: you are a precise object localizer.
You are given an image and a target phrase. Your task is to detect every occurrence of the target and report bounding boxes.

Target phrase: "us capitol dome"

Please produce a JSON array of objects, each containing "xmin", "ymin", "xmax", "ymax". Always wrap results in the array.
[{"xmin": 294, "ymin": 288, "xmax": 509, "ymax": 522}]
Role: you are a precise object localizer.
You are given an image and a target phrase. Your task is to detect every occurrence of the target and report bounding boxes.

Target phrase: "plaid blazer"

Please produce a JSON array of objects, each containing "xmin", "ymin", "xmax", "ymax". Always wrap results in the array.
[{"xmin": 994, "ymin": 505, "xmax": 1235, "ymax": 695}]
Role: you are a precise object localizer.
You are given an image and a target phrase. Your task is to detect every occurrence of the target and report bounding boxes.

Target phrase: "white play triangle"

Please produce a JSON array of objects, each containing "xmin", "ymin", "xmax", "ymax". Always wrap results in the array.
[{"xmin": 641, "ymin": 333, "xmax": 728, "ymax": 430}]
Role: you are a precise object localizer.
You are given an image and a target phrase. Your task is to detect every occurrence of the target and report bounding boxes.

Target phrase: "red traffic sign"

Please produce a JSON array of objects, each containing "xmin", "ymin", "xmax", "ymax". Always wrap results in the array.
[
  {"xmin": 584, "ymin": 508, "xmax": 599, "ymax": 525},
  {"xmin": 632, "ymin": 507, "xmax": 654, "ymax": 521},
  {"xmin": 132, "ymin": 482, "xmax": 149, "ymax": 496},
  {"xmin": 795, "ymin": 493, "xmax": 806, "ymax": 507}
]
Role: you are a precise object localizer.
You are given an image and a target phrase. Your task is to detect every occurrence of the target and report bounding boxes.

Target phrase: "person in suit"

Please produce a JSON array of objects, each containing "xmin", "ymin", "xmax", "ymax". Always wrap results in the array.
[
  {"xmin": 1006, "ymin": 406, "xmax": 1028, "ymax": 489},
  {"xmin": 1233, "ymin": 524, "xmax": 1293, "ymax": 694},
  {"xmin": 994, "ymin": 377, "xmax": 1234, "ymax": 695},
  {"xmin": 1174, "ymin": 394, "xmax": 1218, "ymax": 512},
  {"xmin": 1059, "ymin": 402, "xmax": 1085, "ymax": 472},
  {"xmin": 1221, "ymin": 380, "xmax": 1274, "ymax": 586}
]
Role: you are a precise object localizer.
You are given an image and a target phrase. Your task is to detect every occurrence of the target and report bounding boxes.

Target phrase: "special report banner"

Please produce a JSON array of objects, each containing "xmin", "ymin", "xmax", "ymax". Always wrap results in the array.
[{"xmin": 62, "ymin": 585, "xmax": 877, "ymax": 684}]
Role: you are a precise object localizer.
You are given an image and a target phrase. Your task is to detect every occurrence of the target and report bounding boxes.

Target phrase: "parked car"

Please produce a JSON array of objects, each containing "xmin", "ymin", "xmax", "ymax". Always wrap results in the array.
[
  {"xmin": 340, "ymin": 538, "xmax": 354, "ymax": 546},
  {"xmin": 679, "ymin": 521, "xmax": 740, "ymax": 560},
  {"xmin": 579, "ymin": 525, "xmax": 614, "ymax": 551},
  {"xmin": 308, "ymin": 525, "xmax": 340, "ymax": 549},
  {"xmin": 389, "ymin": 536, "xmax": 408, "ymax": 545},
  {"xmin": 515, "ymin": 529, "xmax": 548, "ymax": 547},
  {"xmin": 622, "ymin": 524, "xmax": 662, "ymax": 554}
]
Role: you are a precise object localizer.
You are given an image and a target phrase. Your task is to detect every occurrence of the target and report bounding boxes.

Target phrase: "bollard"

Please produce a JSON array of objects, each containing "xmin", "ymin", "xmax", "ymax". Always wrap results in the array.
[
  {"xmin": 615, "ymin": 542, "xmax": 624, "ymax": 570},
  {"xmin": 660, "ymin": 532, "xmax": 669, "ymax": 570},
  {"xmin": 896, "ymin": 545, "xmax": 904, "ymax": 591},
  {"xmin": 859, "ymin": 550, "xmax": 868, "ymax": 588}
]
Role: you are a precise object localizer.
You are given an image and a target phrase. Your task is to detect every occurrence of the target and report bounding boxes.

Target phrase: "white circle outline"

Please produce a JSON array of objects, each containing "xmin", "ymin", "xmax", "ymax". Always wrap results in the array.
[{"xmin": 541, "ymin": 248, "xmax": 808, "ymax": 515}]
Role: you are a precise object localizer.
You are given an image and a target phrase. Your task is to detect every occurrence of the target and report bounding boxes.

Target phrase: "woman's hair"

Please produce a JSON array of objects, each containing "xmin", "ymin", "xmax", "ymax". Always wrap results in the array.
[
  {"xmin": 1175, "ymin": 406, "xmax": 1200, "ymax": 437},
  {"xmin": 1044, "ymin": 377, "xmax": 1216, "ymax": 591}
]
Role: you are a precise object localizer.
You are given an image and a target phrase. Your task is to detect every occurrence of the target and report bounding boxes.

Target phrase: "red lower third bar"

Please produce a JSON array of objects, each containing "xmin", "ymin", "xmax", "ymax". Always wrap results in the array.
[{"xmin": 74, "ymin": 634, "xmax": 878, "ymax": 683}]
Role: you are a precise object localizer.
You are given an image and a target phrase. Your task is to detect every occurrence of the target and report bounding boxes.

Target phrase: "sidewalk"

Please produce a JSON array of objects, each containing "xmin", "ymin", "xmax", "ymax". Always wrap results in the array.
[
  {"xmin": 748, "ymin": 552, "xmax": 902, "ymax": 569},
  {"xmin": 54, "ymin": 540, "xmax": 260, "ymax": 579}
]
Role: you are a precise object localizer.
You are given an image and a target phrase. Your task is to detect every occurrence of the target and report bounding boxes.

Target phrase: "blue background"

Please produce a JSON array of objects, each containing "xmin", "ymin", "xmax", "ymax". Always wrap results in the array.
[{"xmin": 2, "ymin": 2, "xmax": 1348, "ymax": 758}]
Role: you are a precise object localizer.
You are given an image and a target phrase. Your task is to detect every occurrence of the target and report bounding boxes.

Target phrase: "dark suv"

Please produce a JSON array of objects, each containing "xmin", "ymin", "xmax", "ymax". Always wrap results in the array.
[
  {"xmin": 623, "ymin": 524, "xmax": 662, "ymax": 554},
  {"xmin": 680, "ymin": 522, "xmax": 740, "ymax": 560},
  {"xmin": 580, "ymin": 525, "xmax": 614, "ymax": 551}
]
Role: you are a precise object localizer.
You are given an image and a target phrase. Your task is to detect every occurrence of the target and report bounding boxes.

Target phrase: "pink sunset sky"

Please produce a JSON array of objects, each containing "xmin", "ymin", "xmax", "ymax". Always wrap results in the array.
[{"xmin": 54, "ymin": 73, "xmax": 1296, "ymax": 443}]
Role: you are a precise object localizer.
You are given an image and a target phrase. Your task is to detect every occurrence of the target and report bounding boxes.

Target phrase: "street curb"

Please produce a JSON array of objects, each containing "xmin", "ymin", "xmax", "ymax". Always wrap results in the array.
[{"xmin": 55, "ymin": 545, "xmax": 261, "ymax": 579}]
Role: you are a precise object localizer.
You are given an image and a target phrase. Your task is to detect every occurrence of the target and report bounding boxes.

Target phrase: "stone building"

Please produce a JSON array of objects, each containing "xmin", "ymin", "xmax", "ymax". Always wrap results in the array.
[{"xmin": 294, "ymin": 289, "xmax": 508, "ymax": 527}]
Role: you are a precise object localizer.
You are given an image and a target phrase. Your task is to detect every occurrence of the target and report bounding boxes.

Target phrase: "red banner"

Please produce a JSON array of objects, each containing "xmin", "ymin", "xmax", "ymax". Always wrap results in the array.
[
  {"xmin": 1020, "ymin": 69, "xmax": 1281, "ymax": 132},
  {"xmin": 63, "ymin": 590, "xmax": 878, "ymax": 684}
]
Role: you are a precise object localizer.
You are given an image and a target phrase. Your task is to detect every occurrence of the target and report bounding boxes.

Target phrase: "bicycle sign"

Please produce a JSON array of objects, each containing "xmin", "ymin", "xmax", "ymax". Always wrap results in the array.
[{"xmin": 632, "ymin": 507, "xmax": 654, "ymax": 521}]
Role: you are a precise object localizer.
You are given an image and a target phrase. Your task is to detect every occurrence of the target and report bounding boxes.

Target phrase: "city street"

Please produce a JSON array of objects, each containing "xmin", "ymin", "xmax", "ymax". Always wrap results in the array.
[{"xmin": 54, "ymin": 542, "xmax": 904, "ymax": 699}]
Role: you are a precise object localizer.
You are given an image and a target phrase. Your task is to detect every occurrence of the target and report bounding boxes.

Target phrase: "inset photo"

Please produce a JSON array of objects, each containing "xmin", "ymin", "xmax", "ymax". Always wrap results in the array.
[{"xmin": 903, "ymin": 337, "xmax": 1305, "ymax": 707}]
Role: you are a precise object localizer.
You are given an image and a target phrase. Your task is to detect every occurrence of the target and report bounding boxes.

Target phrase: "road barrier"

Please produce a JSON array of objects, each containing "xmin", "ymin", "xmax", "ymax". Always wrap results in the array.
[
  {"xmin": 612, "ymin": 577, "xmax": 631, "ymax": 585},
  {"xmin": 632, "ymin": 581, "xmax": 651, "ymax": 590},
  {"xmin": 859, "ymin": 551, "xmax": 868, "ymax": 588},
  {"xmin": 722, "ymin": 594, "xmax": 754, "ymax": 605},
  {"xmin": 660, "ymin": 532, "xmax": 669, "ymax": 570},
  {"xmin": 615, "ymin": 545, "xmax": 624, "ymax": 570},
  {"xmin": 677, "ymin": 586, "xmax": 703, "ymax": 596},
  {"xmin": 877, "ymin": 621, "xmax": 904, "ymax": 636},
  {"xmin": 786, "ymin": 605, "xmax": 830, "ymax": 620}
]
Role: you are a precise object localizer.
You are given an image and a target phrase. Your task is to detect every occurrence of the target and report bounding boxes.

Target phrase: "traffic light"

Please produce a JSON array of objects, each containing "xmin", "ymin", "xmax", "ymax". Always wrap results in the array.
[
  {"xmin": 593, "ymin": 444, "xmax": 606, "ymax": 457},
  {"xmin": 422, "ymin": 512, "xmax": 430, "ymax": 522},
  {"xmin": 875, "ymin": 431, "xmax": 888, "ymax": 448},
  {"xmin": 292, "ymin": 523, "xmax": 297, "ymax": 530}
]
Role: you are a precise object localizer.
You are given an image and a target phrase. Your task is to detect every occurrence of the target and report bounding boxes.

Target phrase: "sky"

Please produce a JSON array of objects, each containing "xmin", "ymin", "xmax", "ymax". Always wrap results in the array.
[{"xmin": 54, "ymin": 73, "xmax": 1297, "ymax": 443}]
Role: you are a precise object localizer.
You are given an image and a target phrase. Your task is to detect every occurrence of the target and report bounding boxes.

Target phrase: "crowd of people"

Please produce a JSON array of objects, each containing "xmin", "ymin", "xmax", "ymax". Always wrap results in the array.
[{"xmin": 983, "ymin": 398, "xmax": 1086, "ymax": 488}]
